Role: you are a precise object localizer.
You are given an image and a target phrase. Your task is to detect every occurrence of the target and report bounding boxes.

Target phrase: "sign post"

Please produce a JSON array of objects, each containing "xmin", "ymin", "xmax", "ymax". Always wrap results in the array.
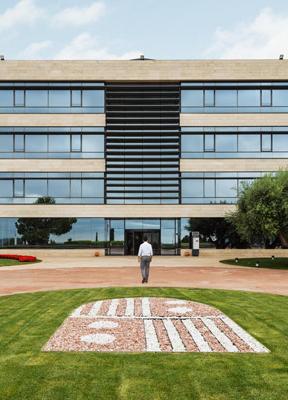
[{"xmin": 192, "ymin": 231, "xmax": 200, "ymax": 256}]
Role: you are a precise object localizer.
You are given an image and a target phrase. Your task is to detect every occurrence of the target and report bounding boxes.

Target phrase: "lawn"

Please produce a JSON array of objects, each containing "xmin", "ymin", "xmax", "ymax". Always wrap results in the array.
[
  {"xmin": 0, "ymin": 259, "xmax": 41, "ymax": 267},
  {"xmin": 0, "ymin": 287, "xmax": 287, "ymax": 400},
  {"xmin": 220, "ymin": 257, "xmax": 288, "ymax": 270}
]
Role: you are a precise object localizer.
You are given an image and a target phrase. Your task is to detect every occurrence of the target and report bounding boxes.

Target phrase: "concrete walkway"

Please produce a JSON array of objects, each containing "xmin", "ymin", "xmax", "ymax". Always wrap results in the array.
[{"xmin": 0, "ymin": 258, "xmax": 287, "ymax": 296}]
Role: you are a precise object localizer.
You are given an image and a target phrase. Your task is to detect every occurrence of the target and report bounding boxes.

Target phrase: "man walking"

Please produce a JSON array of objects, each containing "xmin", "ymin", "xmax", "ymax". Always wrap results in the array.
[{"xmin": 138, "ymin": 236, "xmax": 153, "ymax": 283}]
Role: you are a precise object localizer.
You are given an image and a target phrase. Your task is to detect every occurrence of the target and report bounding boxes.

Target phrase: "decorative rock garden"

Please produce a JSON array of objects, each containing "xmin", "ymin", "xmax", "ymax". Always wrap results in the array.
[{"xmin": 43, "ymin": 297, "xmax": 269, "ymax": 353}]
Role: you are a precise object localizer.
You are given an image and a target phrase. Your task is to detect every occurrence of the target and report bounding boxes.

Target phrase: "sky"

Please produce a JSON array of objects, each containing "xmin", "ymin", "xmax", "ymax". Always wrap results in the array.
[{"xmin": 0, "ymin": 0, "xmax": 288, "ymax": 60}]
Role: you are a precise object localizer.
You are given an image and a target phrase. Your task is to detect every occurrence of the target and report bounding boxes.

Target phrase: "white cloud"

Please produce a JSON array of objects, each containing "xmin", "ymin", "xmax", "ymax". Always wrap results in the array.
[
  {"xmin": 18, "ymin": 40, "xmax": 52, "ymax": 59},
  {"xmin": 52, "ymin": 1, "xmax": 106, "ymax": 27},
  {"xmin": 204, "ymin": 8, "xmax": 288, "ymax": 59},
  {"xmin": 54, "ymin": 33, "xmax": 142, "ymax": 60},
  {"xmin": 0, "ymin": 0, "xmax": 45, "ymax": 32}
]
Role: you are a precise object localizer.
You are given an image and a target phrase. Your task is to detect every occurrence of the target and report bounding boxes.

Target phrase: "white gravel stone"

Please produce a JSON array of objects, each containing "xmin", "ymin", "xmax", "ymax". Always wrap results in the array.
[
  {"xmin": 88, "ymin": 321, "xmax": 119, "ymax": 329},
  {"xmin": 168, "ymin": 307, "xmax": 193, "ymax": 314},
  {"xmin": 81, "ymin": 333, "xmax": 115, "ymax": 345}
]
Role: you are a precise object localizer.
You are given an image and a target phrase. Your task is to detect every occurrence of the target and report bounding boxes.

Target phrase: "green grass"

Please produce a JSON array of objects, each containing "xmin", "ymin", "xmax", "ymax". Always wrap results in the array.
[
  {"xmin": 0, "ymin": 288, "xmax": 287, "ymax": 400},
  {"xmin": 0, "ymin": 259, "xmax": 41, "ymax": 267},
  {"xmin": 220, "ymin": 257, "xmax": 288, "ymax": 270}
]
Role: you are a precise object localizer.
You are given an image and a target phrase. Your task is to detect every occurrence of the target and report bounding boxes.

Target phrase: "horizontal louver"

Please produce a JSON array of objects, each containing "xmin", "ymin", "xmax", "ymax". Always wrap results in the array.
[{"xmin": 105, "ymin": 83, "xmax": 180, "ymax": 204}]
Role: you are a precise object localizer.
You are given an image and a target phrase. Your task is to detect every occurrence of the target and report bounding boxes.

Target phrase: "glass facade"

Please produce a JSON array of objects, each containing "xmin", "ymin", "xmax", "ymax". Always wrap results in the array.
[
  {"xmin": 0, "ymin": 127, "xmax": 104, "ymax": 158},
  {"xmin": 0, "ymin": 173, "xmax": 104, "ymax": 204},
  {"xmin": 181, "ymin": 172, "xmax": 272, "ymax": 204},
  {"xmin": 181, "ymin": 127, "xmax": 288, "ymax": 158},
  {"xmin": 0, "ymin": 82, "xmax": 104, "ymax": 113},
  {"xmin": 181, "ymin": 82, "xmax": 288, "ymax": 113}
]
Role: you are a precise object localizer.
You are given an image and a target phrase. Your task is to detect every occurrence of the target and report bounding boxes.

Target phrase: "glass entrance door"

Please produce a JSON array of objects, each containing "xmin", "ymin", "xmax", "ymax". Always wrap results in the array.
[{"xmin": 125, "ymin": 230, "xmax": 160, "ymax": 255}]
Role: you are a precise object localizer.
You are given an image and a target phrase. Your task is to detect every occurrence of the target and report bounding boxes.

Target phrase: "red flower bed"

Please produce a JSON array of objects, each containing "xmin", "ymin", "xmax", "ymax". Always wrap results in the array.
[{"xmin": 0, "ymin": 254, "xmax": 37, "ymax": 262}]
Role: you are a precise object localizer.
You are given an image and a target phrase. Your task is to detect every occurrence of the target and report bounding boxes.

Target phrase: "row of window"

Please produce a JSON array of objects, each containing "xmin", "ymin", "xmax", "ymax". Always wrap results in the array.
[
  {"xmin": 0, "ymin": 133, "xmax": 104, "ymax": 156},
  {"xmin": 0, "ymin": 178, "xmax": 104, "ymax": 202},
  {"xmin": 181, "ymin": 173, "xmax": 267, "ymax": 204},
  {"xmin": 181, "ymin": 88, "xmax": 288, "ymax": 112},
  {"xmin": 181, "ymin": 133, "xmax": 288, "ymax": 154},
  {"xmin": 0, "ymin": 89, "xmax": 104, "ymax": 113}
]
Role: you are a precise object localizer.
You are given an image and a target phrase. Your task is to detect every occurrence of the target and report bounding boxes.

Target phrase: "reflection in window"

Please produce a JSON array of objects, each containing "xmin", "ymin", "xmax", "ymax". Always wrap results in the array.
[
  {"xmin": 82, "ymin": 90, "xmax": 104, "ymax": 107},
  {"xmin": 215, "ymin": 135, "xmax": 237, "ymax": 152},
  {"xmin": 0, "ymin": 180, "xmax": 13, "ymax": 197},
  {"xmin": 215, "ymin": 179, "xmax": 237, "ymax": 197},
  {"xmin": 25, "ymin": 180, "xmax": 47, "ymax": 197},
  {"xmin": 26, "ymin": 135, "xmax": 48, "ymax": 152},
  {"xmin": 49, "ymin": 90, "xmax": 70, "ymax": 107},
  {"xmin": 238, "ymin": 135, "xmax": 260, "ymax": 152},
  {"xmin": 272, "ymin": 90, "xmax": 288, "ymax": 106},
  {"xmin": 14, "ymin": 180, "xmax": 24, "ymax": 197},
  {"xmin": 14, "ymin": 90, "xmax": 25, "ymax": 107},
  {"xmin": 181, "ymin": 135, "xmax": 203, "ymax": 152},
  {"xmin": 181, "ymin": 90, "xmax": 203, "ymax": 107},
  {"xmin": 204, "ymin": 90, "xmax": 214, "ymax": 106},
  {"xmin": 273, "ymin": 134, "xmax": 288, "ymax": 151},
  {"xmin": 215, "ymin": 90, "xmax": 237, "ymax": 106},
  {"xmin": 48, "ymin": 180, "xmax": 70, "ymax": 197},
  {"xmin": 26, "ymin": 90, "xmax": 48, "ymax": 107},
  {"xmin": 0, "ymin": 90, "xmax": 13, "ymax": 107},
  {"xmin": 238, "ymin": 90, "xmax": 260, "ymax": 106},
  {"xmin": 71, "ymin": 90, "xmax": 82, "ymax": 107},
  {"xmin": 82, "ymin": 134, "xmax": 104, "ymax": 152},
  {"xmin": 204, "ymin": 134, "xmax": 215, "ymax": 152},
  {"xmin": 15, "ymin": 135, "xmax": 24, "ymax": 152},
  {"xmin": 182, "ymin": 179, "xmax": 203, "ymax": 197},
  {"xmin": 0, "ymin": 135, "xmax": 13, "ymax": 151},
  {"xmin": 82, "ymin": 179, "xmax": 104, "ymax": 197},
  {"xmin": 261, "ymin": 90, "xmax": 272, "ymax": 106},
  {"xmin": 261, "ymin": 134, "xmax": 272, "ymax": 152},
  {"xmin": 49, "ymin": 135, "xmax": 70, "ymax": 152},
  {"xmin": 204, "ymin": 179, "xmax": 215, "ymax": 197}
]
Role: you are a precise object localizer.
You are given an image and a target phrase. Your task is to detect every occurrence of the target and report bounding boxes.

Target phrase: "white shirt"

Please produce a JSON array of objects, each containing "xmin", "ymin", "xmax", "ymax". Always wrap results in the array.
[{"xmin": 138, "ymin": 241, "xmax": 153, "ymax": 257}]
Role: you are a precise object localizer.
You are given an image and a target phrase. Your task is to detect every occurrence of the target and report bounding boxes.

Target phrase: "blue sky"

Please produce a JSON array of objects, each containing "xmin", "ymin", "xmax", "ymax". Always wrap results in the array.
[{"xmin": 0, "ymin": 0, "xmax": 288, "ymax": 59}]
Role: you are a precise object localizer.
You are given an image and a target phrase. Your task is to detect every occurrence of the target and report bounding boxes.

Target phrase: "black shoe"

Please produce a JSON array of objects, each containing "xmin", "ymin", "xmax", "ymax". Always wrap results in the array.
[
  {"xmin": 145, "ymin": 279, "xmax": 148, "ymax": 283},
  {"xmin": 142, "ymin": 278, "xmax": 145, "ymax": 284}
]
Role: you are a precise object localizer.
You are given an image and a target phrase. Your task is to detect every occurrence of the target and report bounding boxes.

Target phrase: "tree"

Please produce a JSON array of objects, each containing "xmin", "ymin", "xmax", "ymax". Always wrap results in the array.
[
  {"xmin": 184, "ymin": 218, "xmax": 248, "ymax": 248},
  {"xmin": 227, "ymin": 171, "xmax": 288, "ymax": 248},
  {"xmin": 16, "ymin": 197, "xmax": 77, "ymax": 245}
]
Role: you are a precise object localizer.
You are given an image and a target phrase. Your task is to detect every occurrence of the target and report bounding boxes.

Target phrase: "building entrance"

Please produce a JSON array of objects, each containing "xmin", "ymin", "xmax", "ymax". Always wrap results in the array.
[{"xmin": 124, "ymin": 230, "xmax": 160, "ymax": 255}]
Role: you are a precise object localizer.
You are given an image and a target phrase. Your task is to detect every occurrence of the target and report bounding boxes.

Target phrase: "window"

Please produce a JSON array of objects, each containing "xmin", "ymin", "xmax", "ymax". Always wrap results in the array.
[
  {"xmin": 71, "ymin": 135, "xmax": 81, "ymax": 152},
  {"xmin": 182, "ymin": 179, "xmax": 203, "ymax": 197},
  {"xmin": 0, "ymin": 180, "xmax": 13, "ymax": 197},
  {"xmin": 204, "ymin": 179, "xmax": 215, "ymax": 197},
  {"xmin": 215, "ymin": 90, "xmax": 237, "ymax": 107},
  {"xmin": 261, "ymin": 134, "xmax": 272, "ymax": 151},
  {"xmin": 82, "ymin": 180, "xmax": 103, "ymax": 197},
  {"xmin": 204, "ymin": 90, "xmax": 214, "ymax": 106},
  {"xmin": 48, "ymin": 179, "xmax": 70, "ymax": 197},
  {"xmin": 273, "ymin": 134, "xmax": 288, "ymax": 151},
  {"xmin": 49, "ymin": 90, "xmax": 70, "ymax": 107},
  {"xmin": 181, "ymin": 135, "xmax": 203, "ymax": 152},
  {"xmin": 181, "ymin": 90, "xmax": 203, "ymax": 107},
  {"xmin": 71, "ymin": 180, "xmax": 81, "ymax": 197},
  {"xmin": 82, "ymin": 135, "xmax": 104, "ymax": 152},
  {"xmin": 49, "ymin": 135, "xmax": 70, "ymax": 152},
  {"xmin": 0, "ymin": 135, "xmax": 13, "ymax": 152},
  {"xmin": 272, "ymin": 90, "xmax": 288, "ymax": 106},
  {"xmin": 0, "ymin": 90, "xmax": 13, "ymax": 107},
  {"xmin": 25, "ymin": 180, "xmax": 47, "ymax": 197},
  {"xmin": 26, "ymin": 90, "xmax": 48, "ymax": 107},
  {"xmin": 216, "ymin": 179, "xmax": 237, "ymax": 197},
  {"xmin": 215, "ymin": 135, "xmax": 237, "ymax": 151},
  {"xmin": 14, "ymin": 135, "xmax": 24, "ymax": 152},
  {"xmin": 14, "ymin": 180, "xmax": 24, "ymax": 197},
  {"xmin": 204, "ymin": 134, "xmax": 215, "ymax": 152},
  {"xmin": 238, "ymin": 90, "xmax": 260, "ymax": 107},
  {"xmin": 14, "ymin": 90, "xmax": 25, "ymax": 107},
  {"xmin": 261, "ymin": 90, "xmax": 272, "ymax": 106},
  {"xmin": 26, "ymin": 135, "xmax": 48, "ymax": 152},
  {"xmin": 82, "ymin": 90, "xmax": 104, "ymax": 107},
  {"xmin": 71, "ymin": 90, "xmax": 82, "ymax": 107},
  {"xmin": 238, "ymin": 134, "xmax": 260, "ymax": 152}
]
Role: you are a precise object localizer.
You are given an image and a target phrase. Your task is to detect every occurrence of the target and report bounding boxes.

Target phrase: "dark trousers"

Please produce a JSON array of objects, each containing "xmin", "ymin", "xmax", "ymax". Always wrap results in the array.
[{"xmin": 140, "ymin": 256, "xmax": 151, "ymax": 281}]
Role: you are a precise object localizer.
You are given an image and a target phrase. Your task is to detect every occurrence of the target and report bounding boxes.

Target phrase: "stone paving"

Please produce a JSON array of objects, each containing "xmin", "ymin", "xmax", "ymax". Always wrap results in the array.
[{"xmin": 43, "ymin": 297, "xmax": 269, "ymax": 353}]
